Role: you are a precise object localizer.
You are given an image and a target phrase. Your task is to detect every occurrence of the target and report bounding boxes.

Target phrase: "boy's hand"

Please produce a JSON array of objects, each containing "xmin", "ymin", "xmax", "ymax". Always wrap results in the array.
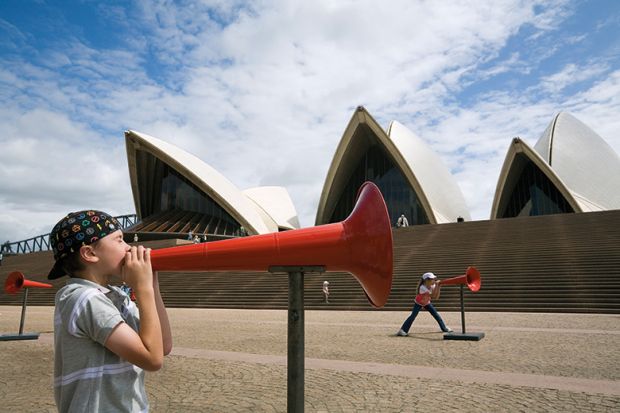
[
  {"xmin": 108, "ymin": 245, "xmax": 164, "ymax": 371},
  {"xmin": 121, "ymin": 246, "xmax": 154, "ymax": 293}
]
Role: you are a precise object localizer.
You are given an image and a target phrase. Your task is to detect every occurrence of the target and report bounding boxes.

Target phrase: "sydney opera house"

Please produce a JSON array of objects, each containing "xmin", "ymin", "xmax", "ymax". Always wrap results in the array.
[
  {"xmin": 123, "ymin": 107, "xmax": 620, "ymax": 240},
  {"xmin": 1, "ymin": 106, "xmax": 619, "ymax": 314}
]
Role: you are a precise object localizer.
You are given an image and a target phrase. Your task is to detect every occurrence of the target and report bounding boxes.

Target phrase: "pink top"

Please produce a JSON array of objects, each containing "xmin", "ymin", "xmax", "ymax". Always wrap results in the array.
[{"xmin": 415, "ymin": 284, "xmax": 434, "ymax": 306}]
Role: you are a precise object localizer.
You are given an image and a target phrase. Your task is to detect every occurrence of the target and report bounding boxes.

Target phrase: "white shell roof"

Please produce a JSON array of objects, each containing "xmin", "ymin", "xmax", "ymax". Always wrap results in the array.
[
  {"xmin": 492, "ymin": 112, "xmax": 620, "ymax": 217},
  {"xmin": 490, "ymin": 137, "xmax": 580, "ymax": 218},
  {"xmin": 316, "ymin": 107, "xmax": 470, "ymax": 225},
  {"xmin": 533, "ymin": 112, "xmax": 620, "ymax": 211},
  {"xmin": 125, "ymin": 130, "xmax": 281, "ymax": 235},
  {"xmin": 243, "ymin": 186, "xmax": 301, "ymax": 230},
  {"xmin": 387, "ymin": 121, "xmax": 471, "ymax": 222}
]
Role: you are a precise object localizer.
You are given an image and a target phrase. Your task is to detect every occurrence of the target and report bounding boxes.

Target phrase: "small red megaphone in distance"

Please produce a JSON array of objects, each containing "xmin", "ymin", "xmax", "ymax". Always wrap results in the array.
[
  {"xmin": 1, "ymin": 272, "xmax": 52, "ymax": 341},
  {"xmin": 4, "ymin": 271, "xmax": 53, "ymax": 295},
  {"xmin": 439, "ymin": 266, "xmax": 481, "ymax": 292}
]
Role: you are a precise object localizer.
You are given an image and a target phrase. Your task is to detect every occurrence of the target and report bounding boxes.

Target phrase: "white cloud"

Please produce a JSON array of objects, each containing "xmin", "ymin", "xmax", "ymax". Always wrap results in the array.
[
  {"xmin": 540, "ymin": 63, "xmax": 610, "ymax": 94},
  {"xmin": 0, "ymin": 108, "xmax": 133, "ymax": 242}
]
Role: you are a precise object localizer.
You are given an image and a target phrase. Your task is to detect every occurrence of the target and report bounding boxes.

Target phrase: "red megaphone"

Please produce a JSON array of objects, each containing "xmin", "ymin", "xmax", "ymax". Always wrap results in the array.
[
  {"xmin": 150, "ymin": 181, "xmax": 393, "ymax": 308},
  {"xmin": 439, "ymin": 266, "xmax": 481, "ymax": 292},
  {"xmin": 4, "ymin": 271, "xmax": 53, "ymax": 295}
]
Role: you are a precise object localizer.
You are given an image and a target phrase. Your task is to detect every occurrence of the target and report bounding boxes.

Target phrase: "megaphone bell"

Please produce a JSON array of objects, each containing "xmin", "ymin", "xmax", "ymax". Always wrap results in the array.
[{"xmin": 440, "ymin": 266, "xmax": 481, "ymax": 292}]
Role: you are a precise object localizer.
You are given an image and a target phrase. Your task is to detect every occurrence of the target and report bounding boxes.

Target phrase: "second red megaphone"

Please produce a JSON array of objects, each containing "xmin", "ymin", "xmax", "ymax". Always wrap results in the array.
[{"xmin": 440, "ymin": 266, "xmax": 481, "ymax": 292}]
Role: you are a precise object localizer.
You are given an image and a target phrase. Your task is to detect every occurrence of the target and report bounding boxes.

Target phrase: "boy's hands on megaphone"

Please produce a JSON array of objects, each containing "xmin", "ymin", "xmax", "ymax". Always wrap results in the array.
[{"xmin": 122, "ymin": 246, "xmax": 154, "ymax": 297}]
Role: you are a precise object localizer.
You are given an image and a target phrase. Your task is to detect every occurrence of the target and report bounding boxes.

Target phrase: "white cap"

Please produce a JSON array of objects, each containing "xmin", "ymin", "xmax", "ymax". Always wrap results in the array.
[
  {"xmin": 422, "ymin": 272, "xmax": 437, "ymax": 280},
  {"xmin": 323, "ymin": 280, "xmax": 329, "ymax": 285}
]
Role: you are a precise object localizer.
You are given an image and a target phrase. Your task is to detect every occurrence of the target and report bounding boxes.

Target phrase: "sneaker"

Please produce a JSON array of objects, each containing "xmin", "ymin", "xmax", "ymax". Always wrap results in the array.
[
  {"xmin": 396, "ymin": 329, "xmax": 408, "ymax": 337},
  {"xmin": 443, "ymin": 327, "xmax": 454, "ymax": 333}
]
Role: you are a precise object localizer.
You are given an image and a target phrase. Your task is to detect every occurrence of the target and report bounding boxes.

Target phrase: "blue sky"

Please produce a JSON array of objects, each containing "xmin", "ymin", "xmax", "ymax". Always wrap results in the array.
[{"xmin": 1, "ymin": 0, "xmax": 619, "ymax": 243}]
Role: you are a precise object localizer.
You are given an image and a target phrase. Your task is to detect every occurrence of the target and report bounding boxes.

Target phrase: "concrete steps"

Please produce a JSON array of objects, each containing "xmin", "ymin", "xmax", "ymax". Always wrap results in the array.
[{"xmin": 1, "ymin": 210, "xmax": 619, "ymax": 313}]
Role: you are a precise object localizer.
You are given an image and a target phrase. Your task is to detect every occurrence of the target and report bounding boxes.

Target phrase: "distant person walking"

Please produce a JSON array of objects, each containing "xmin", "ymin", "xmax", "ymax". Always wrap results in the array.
[
  {"xmin": 133, "ymin": 233, "xmax": 139, "ymax": 243},
  {"xmin": 397, "ymin": 272, "xmax": 452, "ymax": 336},
  {"xmin": 396, "ymin": 214, "xmax": 409, "ymax": 228},
  {"xmin": 0, "ymin": 251, "xmax": 3, "ymax": 266},
  {"xmin": 322, "ymin": 281, "xmax": 330, "ymax": 303}
]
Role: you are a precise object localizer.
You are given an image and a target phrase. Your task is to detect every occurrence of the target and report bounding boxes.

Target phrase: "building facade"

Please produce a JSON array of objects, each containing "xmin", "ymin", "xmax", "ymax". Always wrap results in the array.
[
  {"xmin": 124, "ymin": 111, "xmax": 618, "ymax": 242},
  {"xmin": 125, "ymin": 130, "xmax": 300, "ymax": 239},
  {"xmin": 315, "ymin": 107, "xmax": 471, "ymax": 227},
  {"xmin": 491, "ymin": 112, "xmax": 620, "ymax": 219}
]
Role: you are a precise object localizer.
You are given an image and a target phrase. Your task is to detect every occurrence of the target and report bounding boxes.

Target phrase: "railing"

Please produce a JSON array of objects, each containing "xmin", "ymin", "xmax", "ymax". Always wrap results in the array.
[
  {"xmin": 115, "ymin": 214, "xmax": 139, "ymax": 228},
  {"xmin": 1, "ymin": 214, "xmax": 138, "ymax": 255}
]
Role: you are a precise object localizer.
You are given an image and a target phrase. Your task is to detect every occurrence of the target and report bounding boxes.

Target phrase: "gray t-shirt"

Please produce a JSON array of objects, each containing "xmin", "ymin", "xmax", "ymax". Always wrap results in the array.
[{"xmin": 53, "ymin": 278, "xmax": 148, "ymax": 412}]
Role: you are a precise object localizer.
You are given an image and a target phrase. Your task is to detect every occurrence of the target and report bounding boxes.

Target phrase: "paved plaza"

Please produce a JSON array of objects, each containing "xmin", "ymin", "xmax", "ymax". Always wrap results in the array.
[{"xmin": 0, "ymin": 306, "xmax": 618, "ymax": 412}]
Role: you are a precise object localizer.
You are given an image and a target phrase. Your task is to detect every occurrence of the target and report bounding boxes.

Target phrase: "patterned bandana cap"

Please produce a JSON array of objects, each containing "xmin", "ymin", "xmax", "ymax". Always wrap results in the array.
[{"xmin": 47, "ymin": 210, "xmax": 121, "ymax": 279}]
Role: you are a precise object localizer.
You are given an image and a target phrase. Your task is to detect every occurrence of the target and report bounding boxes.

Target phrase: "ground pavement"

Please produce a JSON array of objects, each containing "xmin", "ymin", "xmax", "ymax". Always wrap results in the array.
[{"xmin": 0, "ymin": 306, "xmax": 618, "ymax": 412}]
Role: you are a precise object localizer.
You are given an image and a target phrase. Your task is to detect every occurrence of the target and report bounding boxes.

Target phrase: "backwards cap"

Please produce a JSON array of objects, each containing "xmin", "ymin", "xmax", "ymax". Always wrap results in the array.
[{"xmin": 47, "ymin": 210, "xmax": 121, "ymax": 280}]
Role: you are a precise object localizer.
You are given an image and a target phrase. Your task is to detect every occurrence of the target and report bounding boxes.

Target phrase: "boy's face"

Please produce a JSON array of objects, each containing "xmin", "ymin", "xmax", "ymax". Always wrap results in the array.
[{"xmin": 91, "ymin": 230, "xmax": 130, "ymax": 279}]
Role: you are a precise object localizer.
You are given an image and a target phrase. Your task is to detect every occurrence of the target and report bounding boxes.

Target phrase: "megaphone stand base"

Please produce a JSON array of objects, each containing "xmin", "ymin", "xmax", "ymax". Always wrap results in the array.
[
  {"xmin": 0, "ymin": 333, "xmax": 40, "ymax": 341},
  {"xmin": 0, "ymin": 288, "xmax": 41, "ymax": 341},
  {"xmin": 444, "ymin": 285, "xmax": 485, "ymax": 341},
  {"xmin": 269, "ymin": 266, "xmax": 325, "ymax": 413}
]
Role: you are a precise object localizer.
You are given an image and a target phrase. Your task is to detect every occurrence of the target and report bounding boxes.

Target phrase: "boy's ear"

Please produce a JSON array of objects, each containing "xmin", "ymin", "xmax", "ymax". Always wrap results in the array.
[{"xmin": 79, "ymin": 245, "xmax": 99, "ymax": 264}]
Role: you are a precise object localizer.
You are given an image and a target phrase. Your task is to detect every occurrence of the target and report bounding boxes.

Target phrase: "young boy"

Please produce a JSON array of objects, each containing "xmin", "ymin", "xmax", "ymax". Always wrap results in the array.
[{"xmin": 48, "ymin": 210, "xmax": 172, "ymax": 412}]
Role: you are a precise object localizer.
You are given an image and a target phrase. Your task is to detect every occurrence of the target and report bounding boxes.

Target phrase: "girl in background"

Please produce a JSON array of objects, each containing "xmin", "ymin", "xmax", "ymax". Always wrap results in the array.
[{"xmin": 397, "ymin": 272, "xmax": 452, "ymax": 336}]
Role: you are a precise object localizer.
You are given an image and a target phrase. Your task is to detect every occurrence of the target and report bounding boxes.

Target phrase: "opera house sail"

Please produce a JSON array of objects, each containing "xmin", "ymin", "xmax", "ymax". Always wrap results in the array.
[
  {"xmin": 125, "ymin": 130, "xmax": 299, "ymax": 239},
  {"xmin": 316, "ymin": 107, "xmax": 470, "ymax": 226},
  {"xmin": 491, "ymin": 112, "xmax": 620, "ymax": 219}
]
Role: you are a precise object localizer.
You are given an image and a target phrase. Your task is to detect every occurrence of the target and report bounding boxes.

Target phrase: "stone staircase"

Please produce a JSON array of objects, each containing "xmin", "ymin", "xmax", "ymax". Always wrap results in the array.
[{"xmin": 1, "ymin": 210, "xmax": 619, "ymax": 313}]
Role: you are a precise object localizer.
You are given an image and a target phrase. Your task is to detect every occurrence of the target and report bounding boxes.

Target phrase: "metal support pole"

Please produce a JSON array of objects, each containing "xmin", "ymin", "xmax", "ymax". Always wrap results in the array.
[
  {"xmin": 269, "ymin": 265, "xmax": 324, "ymax": 412},
  {"xmin": 287, "ymin": 270, "xmax": 304, "ymax": 413},
  {"xmin": 460, "ymin": 284, "xmax": 466, "ymax": 334},
  {"xmin": 270, "ymin": 265, "xmax": 323, "ymax": 413},
  {"xmin": 18, "ymin": 288, "xmax": 29, "ymax": 335},
  {"xmin": 444, "ymin": 283, "xmax": 484, "ymax": 341}
]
